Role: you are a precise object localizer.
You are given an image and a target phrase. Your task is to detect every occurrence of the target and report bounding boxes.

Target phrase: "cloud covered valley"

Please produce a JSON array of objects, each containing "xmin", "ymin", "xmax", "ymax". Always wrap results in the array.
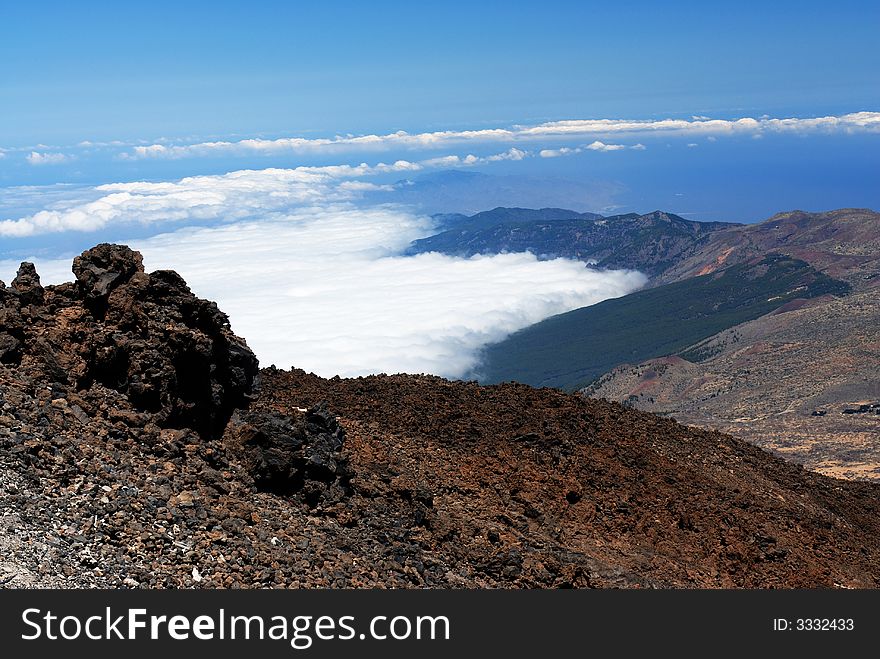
[{"xmin": 1, "ymin": 165, "xmax": 646, "ymax": 379}]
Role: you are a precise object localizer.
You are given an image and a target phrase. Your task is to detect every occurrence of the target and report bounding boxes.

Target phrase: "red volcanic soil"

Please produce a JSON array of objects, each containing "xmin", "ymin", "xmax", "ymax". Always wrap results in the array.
[{"xmin": 250, "ymin": 368, "xmax": 880, "ymax": 588}]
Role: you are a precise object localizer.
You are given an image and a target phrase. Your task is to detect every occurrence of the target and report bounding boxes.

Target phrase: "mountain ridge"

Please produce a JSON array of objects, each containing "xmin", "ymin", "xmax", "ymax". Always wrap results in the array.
[
  {"xmin": 408, "ymin": 208, "xmax": 740, "ymax": 279},
  {"xmin": 655, "ymin": 207, "xmax": 880, "ymax": 287}
]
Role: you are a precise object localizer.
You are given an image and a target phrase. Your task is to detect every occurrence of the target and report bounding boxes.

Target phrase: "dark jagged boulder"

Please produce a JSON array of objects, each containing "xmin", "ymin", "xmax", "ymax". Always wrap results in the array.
[
  {"xmin": 11, "ymin": 262, "xmax": 44, "ymax": 306},
  {"xmin": 72, "ymin": 242, "xmax": 144, "ymax": 313},
  {"xmin": 0, "ymin": 244, "xmax": 259, "ymax": 438},
  {"xmin": 0, "ymin": 331, "xmax": 21, "ymax": 364},
  {"xmin": 0, "ymin": 281, "xmax": 25, "ymax": 365},
  {"xmin": 224, "ymin": 403, "xmax": 351, "ymax": 506}
]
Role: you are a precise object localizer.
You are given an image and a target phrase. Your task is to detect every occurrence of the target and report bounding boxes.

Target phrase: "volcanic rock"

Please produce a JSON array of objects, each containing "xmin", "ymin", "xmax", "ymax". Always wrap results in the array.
[
  {"xmin": 72, "ymin": 243, "xmax": 144, "ymax": 313},
  {"xmin": 224, "ymin": 403, "xmax": 351, "ymax": 505},
  {"xmin": 5, "ymin": 244, "xmax": 259, "ymax": 437},
  {"xmin": 11, "ymin": 262, "xmax": 44, "ymax": 307}
]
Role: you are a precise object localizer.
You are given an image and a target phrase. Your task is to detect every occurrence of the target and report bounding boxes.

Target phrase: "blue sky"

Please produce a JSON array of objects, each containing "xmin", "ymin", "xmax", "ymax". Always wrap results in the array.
[
  {"xmin": 3, "ymin": 1, "xmax": 878, "ymax": 145},
  {"xmin": 1, "ymin": 1, "xmax": 878, "ymax": 376}
]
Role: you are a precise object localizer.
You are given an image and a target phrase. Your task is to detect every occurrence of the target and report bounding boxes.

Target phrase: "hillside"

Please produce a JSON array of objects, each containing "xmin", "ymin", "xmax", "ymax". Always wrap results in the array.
[
  {"xmin": 476, "ymin": 254, "xmax": 849, "ymax": 390},
  {"xmin": 655, "ymin": 208, "xmax": 880, "ymax": 289},
  {"xmin": 584, "ymin": 289, "xmax": 880, "ymax": 481},
  {"xmin": 2, "ymin": 245, "xmax": 879, "ymax": 588},
  {"xmin": 408, "ymin": 210, "xmax": 738, "ymax": 279}
]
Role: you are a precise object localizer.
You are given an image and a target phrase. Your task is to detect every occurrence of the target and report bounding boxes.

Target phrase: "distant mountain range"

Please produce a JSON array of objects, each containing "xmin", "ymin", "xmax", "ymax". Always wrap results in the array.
[
  {"xmin": 408, "ymin": 206, "xmax": 880, "ymax": 479},
  {"xmin": 409, "ymin": 208, "xmax": 738, "ymax": 279},
  {"xmin": 428, "ymin": 206, "xmax": 604, "ymax": 232}
]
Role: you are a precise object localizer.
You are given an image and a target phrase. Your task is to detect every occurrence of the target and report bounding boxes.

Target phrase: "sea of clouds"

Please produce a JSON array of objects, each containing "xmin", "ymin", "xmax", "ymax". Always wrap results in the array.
[{"xmin": 0, "ymin": 161, "xmax": 646, "ymax": 379}]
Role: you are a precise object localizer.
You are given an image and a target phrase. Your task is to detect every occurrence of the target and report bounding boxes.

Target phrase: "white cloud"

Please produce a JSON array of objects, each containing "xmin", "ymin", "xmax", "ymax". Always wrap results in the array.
[
  {"xmin": 122, "ymin": 111, "xmax": 880, "ymax": 160},
  {"xmin": 5, "ymin": 149, "xmax": 552, "ymax": 237},
  {"xmin": 336, "ymin": 180, "xmax": 394, "ymax": 193},
  {"xmin": 687, "ymin": 143, "xmax": 699, "ymax": 148},
  {"xmin": 540, "ymin": 142, "xmax": 645, "ymax": 157},
  {"xmin": 3, "ymin": 207, "xmax": 646, "ymax": 379},
  {"xmin": 539, "ymin": 147, "xmax": 578, "ymax": 158},
  {"xmin": 8, "ymin": 111, "xmax": 874, "ymax": 166},
  {"xmin": 1, "ymin": 165, "xmax": 372, "ymax": 237},
  {"xmin": 139, "ymin": 217, "xmax": 645, "ymax": 378},
  {"xmin": 408, "ymin": 147, "xmax": 527, "ymax": 169},
  {"xmin": 485, "ymin": 147, "xmax": 527, "ymax": 161},
  {"xmin": 77, "ymin": 139, "xmax": 127, "ymax": 148},
  {"xmin": 538, "ymin": 140, "xmax": 628, "ymax": 158},
  {"xmin": 26, "ymin": 151, "xmax": 71, "ymax": 165},
  {"xmin": 586, "ymin": 140, "xmax": 626, "ymax": 152}
]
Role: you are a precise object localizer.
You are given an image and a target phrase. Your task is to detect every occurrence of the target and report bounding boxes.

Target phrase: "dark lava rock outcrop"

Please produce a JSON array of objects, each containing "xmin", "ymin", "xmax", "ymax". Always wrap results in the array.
[
  {"xmin": 2, "ymin": 244, "xmax": 880, "ymax": 588},
  {"xmin": 2, "ymin": 244, "xmax": 258, "ymax": 437}
]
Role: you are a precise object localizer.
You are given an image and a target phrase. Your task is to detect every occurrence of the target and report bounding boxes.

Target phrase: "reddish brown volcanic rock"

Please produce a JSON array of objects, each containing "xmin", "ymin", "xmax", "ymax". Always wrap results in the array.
[
  {"xmin": 253, "ymin": 368, "xmax": 880, "ymax": 588},
  {"xmin": 1, "ymin": 245, "xmax": 879, "ymax": 588},
  {"xmin": 3, "ymin": 243, "xmax": 258, "ymax": 437}
]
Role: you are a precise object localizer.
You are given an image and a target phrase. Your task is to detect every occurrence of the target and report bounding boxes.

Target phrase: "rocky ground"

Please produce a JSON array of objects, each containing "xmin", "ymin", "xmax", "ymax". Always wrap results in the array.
[
  {"xmin": 585, "ymin": 290, "xmax": 880, "ymax": 480},
  {"xmin": 2, "ymin": 245, "xmax": 880, "ymax": 588}
]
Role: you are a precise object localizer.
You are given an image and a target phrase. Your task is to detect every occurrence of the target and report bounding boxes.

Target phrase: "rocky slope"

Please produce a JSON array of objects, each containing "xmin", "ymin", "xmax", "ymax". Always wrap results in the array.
[
  {"xmin": 581, "ymin": 209, "xmax": 880, "ymax": 480},
  {"xmin": 2, "ymin": 245, "xmax": 880, "ymax": 588},
  {"xmin": 655, "ymin": 208, "xmax": 880, "ymax": 289},
  {"xmin": 584, "ymin": 290, "xmax": 880, "ymax": 481}
]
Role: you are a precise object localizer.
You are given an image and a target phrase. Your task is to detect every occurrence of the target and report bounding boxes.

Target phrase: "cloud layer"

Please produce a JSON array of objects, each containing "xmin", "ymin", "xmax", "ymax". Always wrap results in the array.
[
  {"xmin": 0, "ymin": 149, "xmax": 531, "ymax": 238},
  {"xmin": 124, "ymin": 111, "xmax": 880, "ymax": 159},
  {"xmin": 2, "ymin": 206, "xmax": 645, "ymax": 379},
  {"xmin": 133, "ymin": 214, "xmax": 645, "ymax": 378}
]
